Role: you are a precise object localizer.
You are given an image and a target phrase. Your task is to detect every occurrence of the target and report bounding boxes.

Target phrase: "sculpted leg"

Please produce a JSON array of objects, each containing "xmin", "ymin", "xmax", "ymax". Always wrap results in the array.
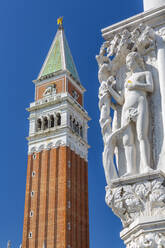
[
  {"xmin": 137, "ymin": 100, "xmax": 152, "ymax": 173},
  {"xmin": 99, "ymin": 95, "xmax": 111, "ymax": 144},
  {"xmin": 123, "ymin": 124, "xmax": 136, "ymax": 176},
  {"xmin": 139, "ymin": 137, "xmax": 151, "ymax": 172}
]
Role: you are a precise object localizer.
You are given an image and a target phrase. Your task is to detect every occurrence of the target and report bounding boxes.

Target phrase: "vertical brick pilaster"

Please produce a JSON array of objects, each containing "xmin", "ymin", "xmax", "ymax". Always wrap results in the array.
[
  {"xmin": 71, "ymin": 150, "xmax": 76, "ymax": 248},
  {"xmin": 85, "ymin": 161, "xmax": 89, "ymax": 248},
  {"xmin": 69, "ymin": 148, "xmax": 73, "ymax": 248},
  {"xmin": 22, "ymin": 154, "xmax": 33, "ymax": 248},
  {"xmin": 44, "ymin": 149, "xmax": 50, "ymax": 245},
  {"xmin": 81, "ymin": 159, "xmax": 86, "ymax": 248},
  {"xmin": 66, "ymin": 147, "xmax": 71, "ymax": 248},
  {"xmin": 56, "ymin": 146, "xmax": 67, "ymax": 248},
  {"xmin": 47, "ymin": 148, "xmax": 57, "ymax": 247},
  {"xmin": 54, "ymin": 147, "xmax": 59, "ymax": 246},
  {"xmin": 35, "ymin": 151, "xmax": 42, "ymax": 248},
  {"xmin": 79, "ymin": 157, "xmax": 82, "ymax": 248},
  {"xmin": 30, "ymin": 152, "xmax": 40, "ymax": 248},
  {"xmin": 76, "ymin": 154, "xmax": 81, "ymax": 248},
  {"xmin": 37, "ymin": 150, "xmax": 49, "ymax": 247}
]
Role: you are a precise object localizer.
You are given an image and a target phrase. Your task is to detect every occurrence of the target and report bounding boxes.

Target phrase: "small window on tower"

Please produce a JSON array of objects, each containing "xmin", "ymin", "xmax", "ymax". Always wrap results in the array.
[
  {"xmin": 67, "ymin": 180, "xmax": 71, "ymax": 189},
  {"xmin": 31, "ymin": 191, "xmax": 35, "ymax": 197},
  {"xmin": 68, "ymin": 161, "xmax": 71, "ymax": 168},
  {"xmin": 67, "ymin": 201, "xmax": 71, "ymax": 208},
  {"xmin": 33, "ymin": 153, "xmax": 36, "ymax": 160},
  {"xmin": 32, "ymin": 171, "xmax": 36, "ymax": 177},
  {"xmin": 67, "ymin": 222, "xmax": 71, "ymax": 230},
  {"xmin": 28, "ymin": 232, "xmax": 32, "ymax": 238},
  {"xmin": 29, "ymin": 210, "xmax": 33, "ymax": 217}
]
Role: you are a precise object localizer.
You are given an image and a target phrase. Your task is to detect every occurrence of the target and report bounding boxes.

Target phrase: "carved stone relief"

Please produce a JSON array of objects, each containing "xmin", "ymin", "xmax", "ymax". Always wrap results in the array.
[
  {"xmin": 96, "ymin": 23, "xmax": 165, "ymax": 182},
  {"xmin": 105, "ymin": 177, "xmax": 165, "ymax": 228},
  {"xmin": 127, "ymin": 232, "xmax": 165, "ymax": 248},
  {"xmin": 97, "ymin": 7, "xmax": 165, "ymax": 248}
]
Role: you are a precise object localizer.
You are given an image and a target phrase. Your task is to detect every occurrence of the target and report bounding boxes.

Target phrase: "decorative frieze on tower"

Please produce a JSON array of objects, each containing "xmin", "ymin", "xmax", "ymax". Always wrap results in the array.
[{"xmin": 22, "ymin": 20, "xmax": 90, "ymax": 248}]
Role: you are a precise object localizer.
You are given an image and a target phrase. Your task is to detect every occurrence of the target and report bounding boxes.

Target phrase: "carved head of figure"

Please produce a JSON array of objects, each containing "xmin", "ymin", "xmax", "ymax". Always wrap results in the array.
[{"xmin": 126, "ymin": 52, "xmax": 145, "ymax": 72}]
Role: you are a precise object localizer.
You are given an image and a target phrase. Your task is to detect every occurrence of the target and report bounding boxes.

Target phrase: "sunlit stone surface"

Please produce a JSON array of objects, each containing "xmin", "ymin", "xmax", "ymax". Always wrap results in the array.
[{"xmin": 97, "ymin": 4, "xmax": 165, "ymax": 247}]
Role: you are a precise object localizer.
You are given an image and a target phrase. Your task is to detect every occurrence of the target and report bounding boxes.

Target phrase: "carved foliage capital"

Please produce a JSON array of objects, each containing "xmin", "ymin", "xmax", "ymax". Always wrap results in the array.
[
  {"xmin": 105, "ymin": 178, "xmax": 165, "ymax": 227},
  {"xmin": 127, "ymin": 232, "xmax": 165, "ymax": 248}
]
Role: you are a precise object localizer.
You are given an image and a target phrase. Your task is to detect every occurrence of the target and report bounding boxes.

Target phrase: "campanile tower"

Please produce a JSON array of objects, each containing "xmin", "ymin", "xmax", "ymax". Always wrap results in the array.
[{"xmin": 22, "ymin": 19, "xmax": 90, "ymax": 248}]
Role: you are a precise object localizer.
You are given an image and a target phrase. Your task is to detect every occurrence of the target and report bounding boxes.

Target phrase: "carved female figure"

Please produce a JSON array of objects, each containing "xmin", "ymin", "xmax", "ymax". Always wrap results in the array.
[
  {"xmin": 123, "ymin": 52, "xmax": 153, "ymax": 175},
  {"xmin": 109, "ymin": 52, "xmax": 154, "ymax": 176}
]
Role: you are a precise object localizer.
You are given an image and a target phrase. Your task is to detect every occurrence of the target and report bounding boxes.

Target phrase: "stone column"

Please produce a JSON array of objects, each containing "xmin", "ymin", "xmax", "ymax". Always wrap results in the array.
[
  {"xmin": 97, "ymin": 4, "xmax": 165, "ymax": 248},
  {"xmin": 157, "ymin": 30, "xmax": 165, "ymax": 171}
]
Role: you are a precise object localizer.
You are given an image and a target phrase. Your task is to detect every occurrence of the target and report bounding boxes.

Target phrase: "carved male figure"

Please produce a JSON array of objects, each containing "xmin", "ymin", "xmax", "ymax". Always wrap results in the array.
[
  {"xmin": 96, "ymin": 52, "xmax": 115, "ymax": 144},
  {"xmin": 108, "ymin": 52, "xmax": 154, "ymax": 176}
]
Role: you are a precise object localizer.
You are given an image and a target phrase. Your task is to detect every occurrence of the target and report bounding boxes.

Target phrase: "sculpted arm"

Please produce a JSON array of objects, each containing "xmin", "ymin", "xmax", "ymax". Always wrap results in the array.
[
  {"xmin": 144, "ymin": 71, "xmax": 154, "ymax": 93},
  {"xmin": 130, "ymin": 71, "xmax": 154, "ymax": 93},
  {"xmin": 107, "ymin": 85, "xmax": 124, "ymax": 105}
]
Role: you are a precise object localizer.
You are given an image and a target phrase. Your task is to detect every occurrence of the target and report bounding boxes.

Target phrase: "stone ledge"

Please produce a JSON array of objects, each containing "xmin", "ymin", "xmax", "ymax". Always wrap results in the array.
[
  {"xmin": 102, "ymin": 5, "xmax": 165, "ymax": 40},
  {"xmin": 106, "ymin": 172, "xmax": 165, "ymax": 230},
  {"xmin": 121, "ymin": 216, "xmax": 165, "ymax": 240},
  {"xmin": 120, "ymin": 216, "xmax": 165, "ymax": 247},
  {"xmin": 110, "ymin": 170, "xmax": 165, "ymax": 188}
]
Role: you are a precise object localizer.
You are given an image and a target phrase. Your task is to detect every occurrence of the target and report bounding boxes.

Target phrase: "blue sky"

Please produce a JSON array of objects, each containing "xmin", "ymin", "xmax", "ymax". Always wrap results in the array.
[{"xmin": 1, "ymin": 0, "xmax": 143, "ymax": 247}]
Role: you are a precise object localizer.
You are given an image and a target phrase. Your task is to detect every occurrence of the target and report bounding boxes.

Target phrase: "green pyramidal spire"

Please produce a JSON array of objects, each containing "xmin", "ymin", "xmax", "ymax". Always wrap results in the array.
[{"xmin": 38, "ymin": 26, "xmax": 80, "ymax": 82}]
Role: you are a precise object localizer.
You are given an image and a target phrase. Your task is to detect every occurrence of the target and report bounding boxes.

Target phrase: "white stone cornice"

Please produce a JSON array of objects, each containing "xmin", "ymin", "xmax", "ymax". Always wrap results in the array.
[
  {"xmin": 102, "ymin": 5, "xmax": 165, "ymax": 40},
  {"xmin": 28, "ymin": 133, "xmax": 89, "ymax": 161},
  {"xmin": 33, "ymin": 70, "xmax": 86, "ymax": 93},
  {"xmin": 27, "ymin": 92, "xmax": 91, "ymax": 121},
  {"xmin": 33, "ymin": 72, "xmax": 67, "ymax": 86},
  {"xmin": 27, "ymin": 125, "xmax": 89, "ymax": 148}
]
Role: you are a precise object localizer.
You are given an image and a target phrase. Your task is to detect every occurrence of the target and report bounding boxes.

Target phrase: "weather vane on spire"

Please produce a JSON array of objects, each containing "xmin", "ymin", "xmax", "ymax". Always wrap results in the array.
[{"xmin": 57, "ymin": 16, "xmax": 63, "ymax": 28}]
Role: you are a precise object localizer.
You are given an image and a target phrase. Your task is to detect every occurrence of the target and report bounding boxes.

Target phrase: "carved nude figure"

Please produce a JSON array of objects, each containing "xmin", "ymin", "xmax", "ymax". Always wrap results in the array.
[
  {"xmin": 96, "ymin": 51, "xmax": 115, "ymax": 144},
  {"xmin": 96, "ymin": 52, "xmax": 119, "ymax": 182},
  {"xmin": 123, "ymin": 52, "xmax": 153, "ymax": 175},
  {"xmin": 98, "ymin": 71, "xmax": 116, "ymax": 144},
  {"xmin": 108, "ymin": 52, "xmax": 154, "ymax": 176}
]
